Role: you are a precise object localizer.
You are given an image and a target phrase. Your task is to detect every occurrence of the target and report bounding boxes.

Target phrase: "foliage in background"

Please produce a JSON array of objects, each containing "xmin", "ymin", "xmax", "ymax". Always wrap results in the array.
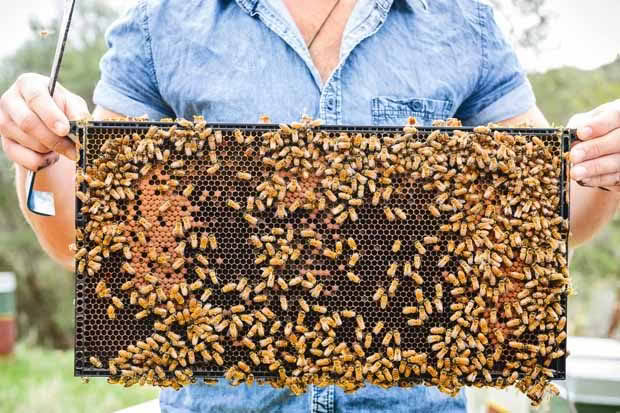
[
  {"xmin": 0, "ymin": 158, "xmax": 73, "ymax": 348},
  {"xmin": 488, "ymin": 0, "xmax": 551, "ymax": 53},
  {"xmin": 0, "ymin": 0, "xmax": 115, "ymax": 110},
  {"xmin": 530, "ymin": 56, "xmax": 620, "ymax": 125},
  {"xmin": 0, "ymin": 0, "xmax": 619, "ymax": 349},
  {"xmin": 0, "ymin": 0, "xmax": 117, "ymax": 349}
]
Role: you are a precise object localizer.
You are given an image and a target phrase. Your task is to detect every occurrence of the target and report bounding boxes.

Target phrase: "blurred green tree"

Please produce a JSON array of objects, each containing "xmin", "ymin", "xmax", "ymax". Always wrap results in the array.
[
  {"xmin": 489, "ymin": 0, "xmax": 551, "ymax": 52},
  {"xmin": 0, "ymin": 0, "xmax": 117, "ymax": 348},
  {"xmin": 529, "ymin": 56, "xmax": 620, "ymax": 125}
]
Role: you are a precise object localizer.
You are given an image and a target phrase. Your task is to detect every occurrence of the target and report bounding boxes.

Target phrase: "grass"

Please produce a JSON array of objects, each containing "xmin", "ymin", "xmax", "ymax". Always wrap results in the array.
[{"xmin": 0, "ymin": 344, "xmax": 159, "ymax": 413}]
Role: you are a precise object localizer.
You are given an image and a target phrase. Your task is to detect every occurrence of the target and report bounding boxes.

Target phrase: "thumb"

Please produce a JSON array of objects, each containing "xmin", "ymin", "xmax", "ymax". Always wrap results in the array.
[
  {"xmin": 569, "ymin": 101, "xmax": 620, "ymax": 141},
  {"xmin": 65, "ymin": 94, "xmax": 91, "ymax": 121}
]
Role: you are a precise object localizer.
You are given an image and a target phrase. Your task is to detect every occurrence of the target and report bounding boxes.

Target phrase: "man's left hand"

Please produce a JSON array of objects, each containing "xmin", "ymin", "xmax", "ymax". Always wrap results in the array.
[{"xmin": 569, "ymin": 99, "xmax": 620, "ymax": 192}]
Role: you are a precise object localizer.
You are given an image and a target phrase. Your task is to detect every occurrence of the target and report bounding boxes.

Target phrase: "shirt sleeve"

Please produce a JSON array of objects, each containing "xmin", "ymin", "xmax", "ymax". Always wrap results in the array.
[
  {"xmin": 455, "ymin": 4, "xmax": 536, "ymax": 126},
  {"xmin": 93, "ymin": 0, "xmax": 174, "ymax": 120}
]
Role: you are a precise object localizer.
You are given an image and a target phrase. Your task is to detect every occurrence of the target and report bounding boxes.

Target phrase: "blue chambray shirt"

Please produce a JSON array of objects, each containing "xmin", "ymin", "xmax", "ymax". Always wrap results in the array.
[{"xmin": 94, "ymin": 0, "xmax": 535, "ymax": 412}]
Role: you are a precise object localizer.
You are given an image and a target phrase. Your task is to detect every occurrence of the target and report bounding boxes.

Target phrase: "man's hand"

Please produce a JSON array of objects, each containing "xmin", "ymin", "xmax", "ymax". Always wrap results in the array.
[
  {"xmin": 569, "ymin": 99, "xmax": 620, "ymax": 192},
  {"xmin": 0, "ymin": 73, "xmax": 90, "ymax": 171}
]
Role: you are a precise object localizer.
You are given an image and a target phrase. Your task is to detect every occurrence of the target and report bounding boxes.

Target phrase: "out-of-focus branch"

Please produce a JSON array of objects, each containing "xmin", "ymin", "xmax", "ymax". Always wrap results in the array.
[{"xmin": 488, "ymin": 0, "xmax": 552, "ymax": 52}]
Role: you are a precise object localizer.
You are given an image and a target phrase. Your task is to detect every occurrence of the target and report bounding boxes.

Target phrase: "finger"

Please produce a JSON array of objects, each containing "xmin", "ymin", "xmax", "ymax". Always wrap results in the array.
[
  {"xmin": 580, "ymin": 172, "xmax": 620, "ymax": 188},
  {"xmin": 567, "ymin": 101, "xmax": 620, "ymax": 128},
  {"xmin": 17, "ymin": 74, "xmax": 70, "ymax": 136},
  {"xmin": 62, "ymin": 95, "xmax": 90, "ymax": 146},
  {"xmin": 566, "ymin": 112, "xmax": 588, "ymax": 129},
  {"xmin": 573, "ymin": 102, "xmax": 620, "ymax": 141},
  {"xmin": 570, "ymin": 127, "xmax": 620, "ymax": 164},
  {"xmin": 0, "ymin": 110, "xmax": 51, "ymax": 154},
  {"xmin": 2, "ymin": 90, "xmax": 76, "ymax": 160},
  {"xmin": 1, "ymin": 136, "xmax": 59, "ymax": 172},
  {"xmin": 64, "ymin": 93, "xmax": 90, "ymax": 120},
  {"xmin": 571, "ymin": 153, "xmax": 620, "ymax": 180}
]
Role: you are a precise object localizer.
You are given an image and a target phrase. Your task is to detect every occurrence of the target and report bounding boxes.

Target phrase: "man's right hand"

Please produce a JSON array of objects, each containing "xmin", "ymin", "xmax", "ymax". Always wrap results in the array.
[{"xmin": 0, "ymin": 73, "xmax": 90, "ymax": 171}]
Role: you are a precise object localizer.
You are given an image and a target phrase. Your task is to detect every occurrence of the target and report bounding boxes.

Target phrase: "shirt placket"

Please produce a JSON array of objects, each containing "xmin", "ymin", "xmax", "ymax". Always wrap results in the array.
[
  {"xmin": 236, "ymin": 0, "xmax": 393, "ymax": 125},
  {"xmin": 311, "ymin": 384, "xmax": 334, "ymax": 413},
  {"xmin": 321, "ymin": 0, "xmax": 393, "ymax": 124},
  {"xmin": 235, "ymin": 0, "xmax": 323, "ymax": 92}
]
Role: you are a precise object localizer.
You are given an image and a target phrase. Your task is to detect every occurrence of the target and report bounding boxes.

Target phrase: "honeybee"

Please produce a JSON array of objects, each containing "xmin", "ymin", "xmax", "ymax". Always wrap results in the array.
[
  {"xmin": 308, "ymin": 239, "xmax": 323, "ymax": 249},
  {"xmin": 411, "ymin": 272, "xmax": 424, "ymax": 285},
  {"xmin": 227, "ymin": 199, "xmax": 241, "ymax": 210},
  {"xmin": 348, "ymin": 208, "xmax": 359, "ymax": 222},
  {"xmin": 388, "ymin": 279, "xmax": 399, "ymax": 296},
  {"xmin": 207, "ymin": 164, "xmax": 220, "ymax": 175},
  {"xmin": 386, "ymin": 262, "xmax": 398, "ymax": 277},
  {"xmin": 339, "ymin": 309, "xmax": 355, "ymax": 319},
  {"xmin": 335, "ymin": 211, "xmax": 348, "ymax": 224},
  {"xmin": 410, "ymin": 256, "xmax": 420, "ymax": 271},
  {"xmin": 107, "ymin": 305, "xmax": 116, "ymax": 320},
  {"xmin": 158, "ymin": 200, "xmax": 171, "ymax": 213},
  {"xmin": 111, "ymin": 296, "xmax": 124, "ymax": 309},
  {"xmin": 312, "ymin": 305, "xmax": 327, "ymax": 314},
  {"xmin": 172, "ymin": 257, "xmax": 185, "ymax": 270},
  {"xmin": 300, "ymin": 229, "xmax": 316, "ymax": 239},
  {"xmin": 380, "ymin": 294, "xmax": 388, "ymax": 310},
  {"xmin": 323, "ymin": 249, "xmax": 338, "ymax": 260},
  {"xmin": 438, "ymin": 255, "xmax": 450, "ymax": 268},
  {"xmin": 346, "ymin": 271, "xmax": 360, "ymax": 283},
  {"xmin": 428, "ymin": 205, "xmax": 441, "ymax": 218},
  {"xmin": 392, "ymin": 240, "xmax": 401, "ymax": 253},
  {"xmin": 138, "ymin": 217, "xmax": 152, "ymax": 230},
  {"xmin": 347, "ymin": 252, "xmax": 360, "ymax": 267},
  {"xmin": 121, "ymin": 262, "xmax": 136, "ymax": 275},
  {"xmin": 415, "ymin": 289, "xmax": 424, "ymax": 303},
  {"xmin": 207, "ymin": 234, "xmax": 217, "ymax": 250},
  {"xmin": 89, "ymin": 356, "xmax": 103, "ymax": 369},
  {"xmin": 414, "ymin": 241, "xmax": 426, "ymax": 255},
  {"xmin": 275, "ymin": 204, "xmax": 288, "ymax": 219}
]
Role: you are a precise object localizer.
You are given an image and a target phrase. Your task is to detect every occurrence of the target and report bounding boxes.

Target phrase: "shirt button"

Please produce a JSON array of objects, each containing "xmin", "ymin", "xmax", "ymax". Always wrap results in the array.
[
  {"xmin": 326, "ymin": 98, "xmax": 335, "ymax": 110},
  {"xmin": 412, "ymin": 100, "xmax": 423, "ymax": 111}
]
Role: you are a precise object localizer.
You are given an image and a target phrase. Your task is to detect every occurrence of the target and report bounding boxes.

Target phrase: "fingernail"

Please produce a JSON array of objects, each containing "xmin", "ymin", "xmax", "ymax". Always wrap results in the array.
[
  {"xmin": 577, "ymin": 126, "xmax": 592, "ymax": 140},
  {"xmin": 54, "ymin": 120, "xmax": 69, "ymax": 136},
  {"xmin": 571, "ymin": 148, "xmax": 585, "ymax": 164},
  {"xmin": 37, "ymin": 154, "xmax": 58, "ymax": 171},
  {"xmin": 571, "ymin": 165, "xmax": 587, "ymax": 180}
]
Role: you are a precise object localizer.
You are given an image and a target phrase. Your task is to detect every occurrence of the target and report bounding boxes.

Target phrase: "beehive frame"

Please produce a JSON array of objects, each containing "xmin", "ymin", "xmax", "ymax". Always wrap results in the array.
[{"xmin": 72, "ymin": 120, "xmax": 570, "ymax": 392}]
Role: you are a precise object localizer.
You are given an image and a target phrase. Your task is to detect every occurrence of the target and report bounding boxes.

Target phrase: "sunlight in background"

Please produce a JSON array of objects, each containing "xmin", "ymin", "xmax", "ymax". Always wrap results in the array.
[
  {"xmin": 1, "ymin": 0, "xmax": 619, "ymax": 72},
  {"xmin": 518, "ymin": 0, "xmax": 620, "ymax": 71}
]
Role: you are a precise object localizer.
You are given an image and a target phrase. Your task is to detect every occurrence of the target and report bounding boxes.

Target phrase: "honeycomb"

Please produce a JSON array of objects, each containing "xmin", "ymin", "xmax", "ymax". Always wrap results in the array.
[{"xmin": 73, "ymin": 117, "xmax": 570, "ymax": 406}]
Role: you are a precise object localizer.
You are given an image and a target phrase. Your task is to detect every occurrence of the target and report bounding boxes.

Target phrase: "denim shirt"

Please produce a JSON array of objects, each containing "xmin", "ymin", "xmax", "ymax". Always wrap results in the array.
[{"xmin": 93, "ymin": 0, "xmax": 534, "ymax": 411}]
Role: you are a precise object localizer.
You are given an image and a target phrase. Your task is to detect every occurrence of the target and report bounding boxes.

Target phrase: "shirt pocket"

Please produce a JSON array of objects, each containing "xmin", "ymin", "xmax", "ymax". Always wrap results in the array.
[{"xmin": 371, "ymin": 96, "xmax": 453, "ymax": 126}]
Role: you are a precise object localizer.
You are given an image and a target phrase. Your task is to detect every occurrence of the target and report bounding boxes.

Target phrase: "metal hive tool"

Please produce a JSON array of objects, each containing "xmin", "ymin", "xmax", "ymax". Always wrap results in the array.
[
  {"xmin": 25, "ymin": 0, "xmax": 77, "ymax": 216},
  {"xmin": 72, "ymin": 120, "xmax": 570, "ymax": 401}
]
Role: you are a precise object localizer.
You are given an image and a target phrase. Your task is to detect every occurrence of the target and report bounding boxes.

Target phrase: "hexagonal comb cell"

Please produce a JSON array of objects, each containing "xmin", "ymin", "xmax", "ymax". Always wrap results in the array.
[{"xmin": 73, "ymin": 117, "xmax": 570, "ymax": 406}]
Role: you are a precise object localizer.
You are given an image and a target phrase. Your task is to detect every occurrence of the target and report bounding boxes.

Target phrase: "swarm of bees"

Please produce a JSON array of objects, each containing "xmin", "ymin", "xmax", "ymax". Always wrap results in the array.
[{"xmin": 75, "ymin": 115, "xmax": 569, "ymax": 406}]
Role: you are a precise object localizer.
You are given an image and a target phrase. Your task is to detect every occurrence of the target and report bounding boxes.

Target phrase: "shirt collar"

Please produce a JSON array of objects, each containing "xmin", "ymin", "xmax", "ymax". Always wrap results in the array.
[
  {"xmin": 406, "ymin": 0, "xmax": 428, "ymax": 10},
  {"xmin": 235, "ymin": 0, "xmax": 258, "ymax": 14},
  {"xmin": 235, "ymin": 0, "xmax": 427, "ymax": 15}
]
